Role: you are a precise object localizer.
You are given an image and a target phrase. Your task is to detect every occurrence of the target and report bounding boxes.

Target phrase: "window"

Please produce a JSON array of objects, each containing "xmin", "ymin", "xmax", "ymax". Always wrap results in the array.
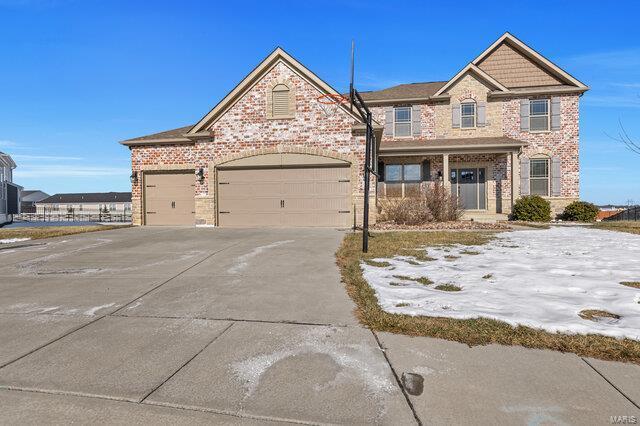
[
  {"xmin": 530, "ymin": 99, "xmax": 549, "ymax": 131},
  {"xmin": 460, "ymin": 102, "xmax": 476, "ymax": 128},
  {"xmin": 272, "ymin": 84, "xmax": 290, "ymax": 117},
  {"xmin": 384, "ymin": 164, "xmax": 421, "ymax": 182},
  {"xmin": 394, "ymin": 107, "xmax": 411, "ymax": 137},
  {"xmin": 530, "ymin": 158, "xmax": 549, "ymax": 196},
  {"xmin": 109, "ymin": 203, "xmax": 116, "ymax": 211},
  {"xmin": 78, "ymin": 204, "xmax": 83, "ymax": 211}
]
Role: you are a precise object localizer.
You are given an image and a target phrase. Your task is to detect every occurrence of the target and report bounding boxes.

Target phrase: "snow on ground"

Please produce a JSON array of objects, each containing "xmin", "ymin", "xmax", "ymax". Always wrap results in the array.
[
  {"xmin": 361, "ymin": 227, "xmax": 640, "ymax": 340},
  {"xmin": 0, "ymin": 238, "xmax": 31, "ymax": 244}
]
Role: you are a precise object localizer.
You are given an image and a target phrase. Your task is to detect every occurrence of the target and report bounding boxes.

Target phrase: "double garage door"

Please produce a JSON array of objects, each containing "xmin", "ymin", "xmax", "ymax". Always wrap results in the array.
[
  {"xmin": 143, "ymin": 163, "xmax": 351, "ymax": 227},
  {"xmin": 217, "ymin": 166, "xmax": 351, "ymax": 227}
]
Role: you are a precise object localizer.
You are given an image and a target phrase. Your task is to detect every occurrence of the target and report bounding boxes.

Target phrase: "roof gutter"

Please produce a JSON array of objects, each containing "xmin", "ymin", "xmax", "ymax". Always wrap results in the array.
[
  {"xmin": 379, "ymin": 142, "xmax": 527, "ymax": 156},
  {"xmin": 488, "ymin": 86, "xmax": 589, "ymax": 98}
]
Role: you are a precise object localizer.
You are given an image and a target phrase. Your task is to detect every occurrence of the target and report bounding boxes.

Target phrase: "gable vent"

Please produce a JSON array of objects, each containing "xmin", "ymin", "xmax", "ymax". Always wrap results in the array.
[{"xmin": 272, "ymin": 84, "xmax": 290, "ymax": 117}]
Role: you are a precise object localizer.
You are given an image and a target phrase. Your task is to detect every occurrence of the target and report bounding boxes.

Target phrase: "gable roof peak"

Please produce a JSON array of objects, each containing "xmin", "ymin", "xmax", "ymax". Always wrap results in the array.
[
  {"xmin": 188, "ymin": 46, "xmax": 360, "ymax": 133},
  {"xmin": 472, "ymin": 32, "xmax": 588, "ymax": 89}
]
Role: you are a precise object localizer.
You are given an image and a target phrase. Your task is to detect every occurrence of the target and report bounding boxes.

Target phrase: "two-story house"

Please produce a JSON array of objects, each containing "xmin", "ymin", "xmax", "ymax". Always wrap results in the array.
[
  {"xmin": 121, "ymin": 33, "xmax": 587, "ymax": 227},
  {"xmin": 0, "ymin": 151, "xmax": 21, "ymax": 226},
  {"xmin": 367, "ymin": 33, "xmax": 587, "ymax": 217}
]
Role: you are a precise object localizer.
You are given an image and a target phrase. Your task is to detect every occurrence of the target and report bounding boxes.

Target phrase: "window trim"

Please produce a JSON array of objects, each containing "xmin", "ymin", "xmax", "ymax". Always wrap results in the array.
[
  {"xmin": 529, "ymin": 99, "xmax": 550, "ymax": 133},
  {"xmin": 460, "ymin": 101, "xmax": 476, "ymax": 129},
  {"xmin": 529, "ymin": 157, "xmax": 550, "ymax": 196},
  {"xmin": 393, "ymin": 106, "xmax": 412, "ymax": 138},
  {"xmin": 384, "ymin": 163, "xmax": 422, "ymax": 183}
]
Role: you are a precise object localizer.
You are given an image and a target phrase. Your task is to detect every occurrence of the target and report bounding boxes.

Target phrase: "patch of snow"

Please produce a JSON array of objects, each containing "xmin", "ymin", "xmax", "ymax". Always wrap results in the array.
[
  {"xmin": 0, "ymin": 238, "xmax": 31, "ymax": 244},
  {"xmin": 361, "ymin": 227, "xmax": 640, "ymax": 340},
  {"xmin": 17, "ymin": 238, "xmax": 112, "ymax": 276},
  {"xmin": 83, "ymin": 303, "xmax": 116, "ymax": 316},
  {"xmin": 227, "ymin": 240, "xmax": 294, "ymax": 274},
  {"xmin": 230, "ymin": 327, "xmax": 396, "ymax": 416},
  {"xmin": 126, "ymin": 301, "xmax": 142, "ymax": 310}
]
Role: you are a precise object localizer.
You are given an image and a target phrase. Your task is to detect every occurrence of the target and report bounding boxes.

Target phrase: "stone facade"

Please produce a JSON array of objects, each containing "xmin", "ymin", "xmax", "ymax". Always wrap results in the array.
[{"xmin": 129, "ymin": 61, "xmax": 366, "ymax": 226}]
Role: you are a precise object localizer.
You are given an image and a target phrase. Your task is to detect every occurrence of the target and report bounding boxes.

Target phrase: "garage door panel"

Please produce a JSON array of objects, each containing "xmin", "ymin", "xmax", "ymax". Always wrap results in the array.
[
  {"xmin": 219, "ymin": 183, "xmax": 283, "ymax": 198},
  {"xmin": 219, "ymin": 212, "xmax": 282, "ymax": 227},
  {"xmin": 144, "ymin": 172, "xmax": 195, "ymax": 226},
  {"xmin": 218, "ymin": 165, "xmax": 351, "ymax": 228}
]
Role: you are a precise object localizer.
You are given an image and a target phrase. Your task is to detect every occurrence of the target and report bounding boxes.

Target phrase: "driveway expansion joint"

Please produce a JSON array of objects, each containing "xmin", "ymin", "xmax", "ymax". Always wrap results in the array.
[
  {"xmin": 141, "ymin": 400, "xmax": 320, "ymax": 425},
  {"xmin": 0, "ymin": 315, "xmax": 107, "ymax": 370},
  {"xmin": 0, "ymin": 386, "xmax": 307, "ymax": 425},
  {"xmin": 110, "ymin": 313, "xmax": 350, "ymax": 328},
  {"xmin": 139, "ymin": 321, "xmax": 236, "ymax": 403},
  {"xmin": 371, "ymin": 330, "xmax": 422, "ymax": 426},
  {"xmin": 581, "ymin": 357, "xmax": 640, "ymax": 410},
  {"xmin": 110, "ymin": 239, "xmax": 246, "ymax": 315}
]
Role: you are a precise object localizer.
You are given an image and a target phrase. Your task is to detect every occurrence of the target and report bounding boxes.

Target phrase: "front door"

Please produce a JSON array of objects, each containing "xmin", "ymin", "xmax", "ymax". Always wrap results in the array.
[{"xmin": 450, "ymin": 168, "xmax": 486, "ymax": 210}]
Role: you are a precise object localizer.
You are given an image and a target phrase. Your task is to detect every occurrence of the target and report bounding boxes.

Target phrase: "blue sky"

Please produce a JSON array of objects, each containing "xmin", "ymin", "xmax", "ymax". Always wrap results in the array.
[{"xmin": 1, "ymin": 0, "xmax": 639, "ymax": 205}]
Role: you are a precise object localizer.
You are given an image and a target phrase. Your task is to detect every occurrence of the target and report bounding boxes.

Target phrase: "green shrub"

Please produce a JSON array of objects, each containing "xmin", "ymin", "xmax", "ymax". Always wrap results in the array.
[
  {"xmin": 511, "ymin": 195, "xmax": 551, "ymax": 222},
  {"xmin": 562, "ymin": 201, "xmax": 599, "ymax": 222}
]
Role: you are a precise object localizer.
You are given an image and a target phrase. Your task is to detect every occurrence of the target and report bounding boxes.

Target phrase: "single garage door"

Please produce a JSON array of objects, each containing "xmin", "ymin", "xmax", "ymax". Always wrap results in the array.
[
  {"xmin": 144, "ymin": 172, "xmax": 195, "ymax": 225},
  {"xmin": 217, "ymin": 165, "xmax": 351, "ymax": 227}
]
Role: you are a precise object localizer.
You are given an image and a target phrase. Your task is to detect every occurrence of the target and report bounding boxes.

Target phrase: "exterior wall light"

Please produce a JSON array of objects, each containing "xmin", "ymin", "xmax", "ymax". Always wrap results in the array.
[
  {"xmin": 196, "ymin": 167, "xmax": 205, "ymax": 183},
  {"xmin": 130, "ymin": 171, "xmax": 138, "ymax": 184}
]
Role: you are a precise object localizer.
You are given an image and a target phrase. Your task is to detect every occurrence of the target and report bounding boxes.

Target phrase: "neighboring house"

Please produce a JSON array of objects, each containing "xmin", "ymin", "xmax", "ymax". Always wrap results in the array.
[
  {"xmin": 121, "ymin": 32, "xmax": 587, "ymax": 227},
  {"xmin": 0, "ymin": 152, "xmax": 21, "ymax": 225},
  {"xmin": 19, "ymin": 190, "xmax": 50, "ymax": 213},
  {"xmin": 36, "ymin": 192, "xmax": 132, "ymax": 214}
]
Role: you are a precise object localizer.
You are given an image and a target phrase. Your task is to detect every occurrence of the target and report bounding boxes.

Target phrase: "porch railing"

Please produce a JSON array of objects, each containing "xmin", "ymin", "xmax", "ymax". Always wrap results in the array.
[{"xmin": 377, "ymin": 181, "xmax": 434, "ymax": 198}]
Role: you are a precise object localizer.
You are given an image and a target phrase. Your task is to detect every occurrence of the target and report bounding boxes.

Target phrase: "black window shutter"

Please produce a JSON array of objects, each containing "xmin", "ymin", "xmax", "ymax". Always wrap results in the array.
[
  {"xmin": 421, "ymin": 160, "xmax": 430, "ymax": 181},
  {"xmin": 378, "ymin": 161, "xmax": 385, "ymax": 182}
]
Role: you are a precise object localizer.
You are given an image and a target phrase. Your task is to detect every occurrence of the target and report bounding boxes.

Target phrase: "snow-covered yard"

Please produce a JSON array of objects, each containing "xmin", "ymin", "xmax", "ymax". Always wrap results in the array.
[
  {"xmin": 0, "ymin": 237, "xmax": 31, "ymax": 244},
  {"xmin": 361, "ymin": 227, "xmax": 640, "ymax": 340}
]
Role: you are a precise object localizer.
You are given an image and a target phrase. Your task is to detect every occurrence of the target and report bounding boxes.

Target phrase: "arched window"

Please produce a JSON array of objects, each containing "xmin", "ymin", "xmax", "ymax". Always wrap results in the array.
[
  {"xmin": 460, "ymin": 100, "xmax": 476, "ymax": 128},
  {"xmin": 272, "ymin": 84, "xmax": 290, "ymax": 118}
]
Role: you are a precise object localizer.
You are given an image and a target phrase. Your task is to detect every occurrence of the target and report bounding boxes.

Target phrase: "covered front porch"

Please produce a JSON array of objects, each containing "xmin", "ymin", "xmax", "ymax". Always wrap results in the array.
[{"xmin": 376, "ymin": 137, "xmax": 528, "ymax": 216}]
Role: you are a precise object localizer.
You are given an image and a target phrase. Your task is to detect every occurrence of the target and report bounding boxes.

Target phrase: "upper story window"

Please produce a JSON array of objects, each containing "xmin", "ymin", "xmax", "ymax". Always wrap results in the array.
[
  {"xmin": 272, "ymin": 84, "xmax": 291, "ymax": 118},
  {"xmin": 530, "ymin": 158, "xmax": 549, "ymax": 196},
  {"xmin": 460, "ymin": 102, "xmax": 476, "ymax": 128},
  {"xmin": 394, "ymin": 107, "xmax": 412, "ymax": 137},
  {"xmin": 385, "ymin": 164, "xmax": 421, "ymax": 182},
  {"xmin": 530, "ymin": 99, "xmax": 549, "ymax": 132}
]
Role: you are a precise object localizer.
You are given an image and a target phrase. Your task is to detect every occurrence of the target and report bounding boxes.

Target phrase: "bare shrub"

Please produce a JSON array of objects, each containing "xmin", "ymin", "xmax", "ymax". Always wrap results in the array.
[{"xmin": 378, "ymin": 183, "xmax": 462, "ymax": 225}]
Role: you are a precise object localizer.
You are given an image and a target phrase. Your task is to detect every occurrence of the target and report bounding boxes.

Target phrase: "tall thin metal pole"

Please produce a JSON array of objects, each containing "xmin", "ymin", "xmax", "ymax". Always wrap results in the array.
[
  {"xmin": 350, "ymin": 40, "xmax": 355, "ymax": 112},
  {"xmin": 362, "ymin": 110, "xmax": 371, "ymax": 253}
]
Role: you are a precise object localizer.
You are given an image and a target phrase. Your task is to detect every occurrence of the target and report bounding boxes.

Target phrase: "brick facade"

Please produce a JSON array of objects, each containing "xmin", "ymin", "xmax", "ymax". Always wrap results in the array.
[
  {"xmin": 125, "ymin": 38, "xmax": 584, "ymax": 225},
  {"xmin": 375, "ymin": 73, "xmax": 580, "ymax": 217},
  {"xmin": 129, "ymin": 61, "xmax": 366, "ymax": 226}
]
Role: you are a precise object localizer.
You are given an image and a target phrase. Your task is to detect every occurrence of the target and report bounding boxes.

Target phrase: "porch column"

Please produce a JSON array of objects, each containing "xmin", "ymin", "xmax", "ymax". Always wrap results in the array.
[
  {"xmin": 442, "ymin": 153, "xmax": 450, "ymax": 190},
  {"xmin": 510, "ymin": 151, "xmax": 520, "ymax": 212}
]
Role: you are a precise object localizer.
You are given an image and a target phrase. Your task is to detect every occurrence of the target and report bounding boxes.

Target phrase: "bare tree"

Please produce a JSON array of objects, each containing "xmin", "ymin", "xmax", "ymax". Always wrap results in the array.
[{"xmin": 608, "ymin": 118, "xmax": 640, "ymax": 155}]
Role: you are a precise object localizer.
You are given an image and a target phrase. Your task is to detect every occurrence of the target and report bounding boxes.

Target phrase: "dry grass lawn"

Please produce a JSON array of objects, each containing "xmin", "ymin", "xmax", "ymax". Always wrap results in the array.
[
  {"xmin": 0, "ymin": 225, "xmax": 130, "ymax": 241},
  {"xmin": 336, "ymin": 230, "xmax": 640, "ymax": 364},
  {"xmin": 594, "ymin": 221, "xmax": 640, "ymax": 235}
]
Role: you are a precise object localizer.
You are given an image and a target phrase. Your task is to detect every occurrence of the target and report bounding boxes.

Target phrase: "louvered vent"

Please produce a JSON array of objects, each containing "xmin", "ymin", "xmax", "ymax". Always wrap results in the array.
[{"xmin": 272, "ymin": 84, "xmax": 290, "ymax": 117}]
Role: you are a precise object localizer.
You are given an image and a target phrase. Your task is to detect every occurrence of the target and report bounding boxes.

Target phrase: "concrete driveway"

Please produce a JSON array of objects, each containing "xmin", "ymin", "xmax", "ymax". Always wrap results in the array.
[{"xmin": 0, "ymin": 227, "xmax": 638, "ymax": 425}]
